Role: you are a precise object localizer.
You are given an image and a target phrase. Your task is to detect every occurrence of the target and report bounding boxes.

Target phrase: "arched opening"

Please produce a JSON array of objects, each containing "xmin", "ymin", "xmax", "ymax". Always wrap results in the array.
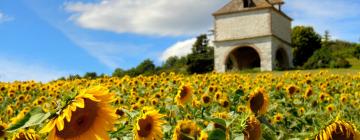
[
  {"xmin": 275, "ymin": 48, "xmax": 289, "ymax": 70},
  {"xmin": 225, "ymin": 46, "xmax": 261, "ymax": 71}
]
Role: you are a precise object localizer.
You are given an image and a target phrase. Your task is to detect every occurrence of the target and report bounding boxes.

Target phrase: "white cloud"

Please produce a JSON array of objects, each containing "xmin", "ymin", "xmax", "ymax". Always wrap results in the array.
[
  {"xmin": 0, "ymin": 11, "xmax": 13, "ymax": 23},
  {"xmin": 65, "ymin": 0, "xmax": 227, "ymax": 36},
  {"xmin": 0, "ymin": 56, "xmax": 70, "ymax": 82},
  {"xmin": 160, "ymin": 38, "xmax": 196, "ymax": 61}
]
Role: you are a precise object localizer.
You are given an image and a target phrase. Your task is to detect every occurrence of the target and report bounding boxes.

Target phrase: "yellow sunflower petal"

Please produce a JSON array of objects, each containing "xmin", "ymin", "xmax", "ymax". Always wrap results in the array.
[
  {"xmin": 73, "ymin": 98, "xmax": 85, "ymax": 108},
  {"xmin": 56, "ymin": 117, "xmax": 64, "ymax": 131},
  {"xmin": 40, "ymin": 119, "xmax": 56, "ymax": 133}
]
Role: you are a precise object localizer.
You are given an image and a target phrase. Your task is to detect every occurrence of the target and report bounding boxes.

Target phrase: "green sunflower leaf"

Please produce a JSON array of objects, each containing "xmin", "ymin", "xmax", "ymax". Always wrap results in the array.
[
  {"xmin": 208, "ymin": 128, "xmax": 226, "ymax": 140},
  {"xmin": 6, "ymin": 107, "xmax": 51, "ymax": 132}
]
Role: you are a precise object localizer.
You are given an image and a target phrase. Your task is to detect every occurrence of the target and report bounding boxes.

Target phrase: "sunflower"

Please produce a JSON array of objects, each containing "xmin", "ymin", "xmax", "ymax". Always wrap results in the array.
[
  {"xmin": 318, "ymin": 92, "xmax": 328, "ymax": 102},
  {"xmin": 315, "ymin": 120, "xmax": 360, "ymax": 140},
  {"xmin": 325, "ymin": 104, "xmax": 336, "ymax": 112},
  {"xmin": 286, "ymin": 85, "xmax": 299, "ymax": 97},
  {"xmin": 133, "ymin": 109, "xmax": 166, "ymax": 140},
  {"xmin": 199, "ymin": 131, "xmax": 208, "ymax": 140},
  {"xmin": 6, "ymin": 106, "xmax": 13, "ymax": 116},
  {"xmin": 175, "ymin": 84, "xmax": 193, "ymax": 107},
  {"xmin": 272, "ymin": 113, "xmax": 283, "ymax": 124},
  {"xmin": 247, "ymin": 88, "xmax": 269, "ymax": 115},
  {"xmin": 243, "ymin": 115, "xmax": 261, "ymax": 140},
  {"xmin": 0, "ymin": 122, "xmax": 7, "ymax": 138},
  {"xmin": 219, "ymin": 98, "xmax": 230, "ymax": 109},
  {"xmin": 304, "ymin": 87, "xmax": 313, "ymax": 99},
  {"xmin": 201, "ymin": 93, "xmax": 211, "ymax": 106},
  {"xmin": 173, "ymin": 120, "xmax": 199, "ymax": 140},
  {"xmin": 40, "ymin": 86, "xmax": 117, "ymax": 140},
  {"xmin": 298, "ymin": 107, "xmax": 305, "ymax": 115},
  {"xmin": 340, "ymin": 94, "xmax": 348, "ymax": 103},
  {"xmin": 12, "ymin": 129, "xmax": 40, "ymax": 140},
  {"xmin": 237, "ymin": 105, "xmax": 247, "ymax": 113}
]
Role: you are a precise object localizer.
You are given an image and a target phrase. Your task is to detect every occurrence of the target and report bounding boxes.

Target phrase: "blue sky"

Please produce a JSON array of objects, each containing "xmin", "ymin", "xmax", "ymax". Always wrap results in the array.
[{"xmin": 0, "ymin": 0, "xmax": 359, "ymax": 81}]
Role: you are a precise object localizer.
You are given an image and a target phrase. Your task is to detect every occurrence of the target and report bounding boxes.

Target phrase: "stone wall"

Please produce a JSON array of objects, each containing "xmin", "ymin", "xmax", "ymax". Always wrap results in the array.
[
  {"xmin": 271, "ymin": 9, "xmax": 291, "ymax": 43},
  {"xmin": 214, "ymin": 9, "xmax": 271, "ymax": 41}
]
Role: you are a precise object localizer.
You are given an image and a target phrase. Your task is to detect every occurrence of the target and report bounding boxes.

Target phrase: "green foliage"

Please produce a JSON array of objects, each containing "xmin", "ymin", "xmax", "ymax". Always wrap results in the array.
[
  {"xmin": 135, "ymin": 59, "xmax": 156, "ymax": 75},
  {"xmin": 161, "ymin": 56, "xmax": 188, "ymax": 74},
  {"xmin": 186, "ymin": 34, "xmax": 214, "ymax": 74},
  {"xmin": 83, "ymin": 72, "xmax": 97, "ymax": 79},
  {"xmin": 6, "ymin": 108, "xmax": 51, "ymax": 132},
  {"xmin": 192, "ymin": 34, "xmax": 209, "ymax": 54},
  {"xmin": 291, "ymin": 26, "xmax": 322, "ymax": 67},
  {"xmin": 303, "ymin": 47, "xmax": 351, "ymax": 69},
  {"xmin": 354, "ymin": 46, "xmax": 360, "ymax": 59},
  {"xmin": 112, "ymin": 68, "xmax": 126, "ymax": 77}
]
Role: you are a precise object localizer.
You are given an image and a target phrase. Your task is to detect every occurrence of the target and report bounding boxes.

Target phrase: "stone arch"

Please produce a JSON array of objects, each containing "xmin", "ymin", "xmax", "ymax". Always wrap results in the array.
[
  {"xmin": 224, "ymin": 46, "xmax": 261, "ymax": 71},
  {"xmin": 275, "ymin": 47, "xmax": 290, "ymax": 69}
]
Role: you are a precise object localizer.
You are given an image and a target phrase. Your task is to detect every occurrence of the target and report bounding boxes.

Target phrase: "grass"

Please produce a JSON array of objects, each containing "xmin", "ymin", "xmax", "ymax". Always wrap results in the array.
[{"xmin": 347, "ymin": 57, "xmax": 360, "ymax": 69}]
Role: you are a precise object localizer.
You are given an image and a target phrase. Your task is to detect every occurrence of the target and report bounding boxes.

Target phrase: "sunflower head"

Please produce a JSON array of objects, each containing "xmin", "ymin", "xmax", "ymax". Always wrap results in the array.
[
  {"xmin": 298, "ymin": 107, "xmax": 305, "ymax": 115},
  {"xmin": 340, "ymin": 94, "xmax": 348, "ymax": 103},
  {"xmin": 304, "ymin": 87, "xmax": 313, "ymax": 98},
  {"xmin": 315, "ymin": 120, "xmax": 360, "ymax": 140},
  {"xmin": 199, "ymin": 131, "xmax": 208, "ymax": 140},
  {"xmin": 133, "ymin": 109, "xmax": 166, "ymax": 140},
  {"xmin": 247, "ymin": 88, "xmax": 269, "ymax": 115},
  {"xmin": 325, "ymin": 104, "xmax": 336, "ymax": 112},
  {"xmin": 243, "ymin": 115, "xmax": 261, "ymax": 140},
  {"xmin": 237, "ymin": 105, "xmax": 247, "ymax": 113},
  {"xmin": 286, "ymin": 85, "xmax": 299, "ymax": 97},
  {"xmin": 0, "ymin": 122, "xmax": 7, "ymax": 138},
  {"xmin": 40, "ymin": 86, "xmax": 117, "ymax": 140},
  {"xmin": 201, "ymin": 93, "xmax": 211, "ymax": 106},
  {"xmin": 173, "ymin": 120, "xmax": 200, "ymax": 140},
  {"xmin": 175, "ymin": 84, "xmax": 193, "ymax": 107},
  {"xmin": 273, "ymin": 113, "xmax": 283, "ymax": 124},
  {"xmin": 12, "ymin": 129, "xmax": 40, "ymax": 140}
]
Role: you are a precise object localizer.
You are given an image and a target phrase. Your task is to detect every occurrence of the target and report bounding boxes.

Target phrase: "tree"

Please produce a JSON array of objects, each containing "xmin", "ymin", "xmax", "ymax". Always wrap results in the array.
[
  {"xmin": 323, "ymin": 30, "xmax": 331, "ymax": 47},
  {"xmin": 112, "ymin": 68, "xmax": 126, "ymax": 77},
  {"xmin": 192, "ymin": 34, "xmax": 208, "ymax": 54},
  {"xmin": 291, "ymin": 26, "xmax": 322, "ymax": 67},
  {"xmin": 135, "ymin": 59, "xmax": 156, "ymax": 75},
  {"xmin": 83, "ymin": 72, "xmax": 97, "ymax": 79},
  {"xmin": 187, "ymin": 34, "xmax": 214, "ymax": 74},
  {"xmin": 303, "ymin": 45, "xmax": 351, "ymax": 69}
]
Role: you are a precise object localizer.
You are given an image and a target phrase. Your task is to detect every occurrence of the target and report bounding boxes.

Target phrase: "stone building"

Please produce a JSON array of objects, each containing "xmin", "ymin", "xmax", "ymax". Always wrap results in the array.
[{"xmin": 213, "ymin": 0, "xmax": 293, "ymax": 72}]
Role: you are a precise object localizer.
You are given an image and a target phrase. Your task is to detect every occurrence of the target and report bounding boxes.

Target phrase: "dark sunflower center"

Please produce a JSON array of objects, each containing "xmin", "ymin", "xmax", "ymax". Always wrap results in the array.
[
  {"xmin": 250, "ymin": 92, "xmax": 264, "ymax": 114},
  {"xmin": 56, "ymin": 99, "xmax": 98, "ymax": 138},
  {"xmin": 180, "ymin": 87, "xmax": 189, "ymax": 99},
  {"xmin": 222, "ymin": 101, "xmax": 229, "ymax": 108},
  {"xmin": 332, "ymin": 125, "xmax": 354, "ymax": 140},
  {"xmin": 288, "ymin": 87, "xmax": 296, "ymax": 95},
  {"xmin": 137, "ymin": 117, "xmax": 153, "ymax": 137},
  {"xmin": 276, "ymin": 116, "xmax": 281, "ymax": 120},
  {"xmin": 202, "ymin": 96, "xmax": 210, "ymax": 103},
  {"xmin": 116, "ymin": 109, "xmax": 125, "ymax": 116},
  {"xmin": 0, "ymin": 125, "xmax": 5, "ymax": 137},
  {"xmin": 180, "ymin": 127, "xmax": 191, "ymax": 134}
]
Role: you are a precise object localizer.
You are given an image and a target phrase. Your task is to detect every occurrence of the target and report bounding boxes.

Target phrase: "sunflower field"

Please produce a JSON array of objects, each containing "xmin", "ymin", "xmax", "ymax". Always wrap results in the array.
[{"xmin": 0, "ymin": 70, "xmax": 360, "ymax": 140}]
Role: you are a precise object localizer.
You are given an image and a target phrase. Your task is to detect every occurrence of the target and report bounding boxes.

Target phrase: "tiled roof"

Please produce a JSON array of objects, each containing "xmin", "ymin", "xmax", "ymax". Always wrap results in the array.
[{"xmin": 213, "ymin": 0, "xmax": 284, "ymax": 16}]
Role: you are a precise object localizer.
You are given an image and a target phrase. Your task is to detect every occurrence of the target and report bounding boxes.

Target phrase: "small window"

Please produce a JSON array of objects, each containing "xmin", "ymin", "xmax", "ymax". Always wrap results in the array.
[{"xmin": 243, "ymin": 0, "xmax": 254, "ymax": 8}]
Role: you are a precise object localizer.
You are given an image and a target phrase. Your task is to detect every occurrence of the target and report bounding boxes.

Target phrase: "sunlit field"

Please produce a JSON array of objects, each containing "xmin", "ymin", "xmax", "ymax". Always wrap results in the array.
[{"xmin": 1, "ymin": 70, "xmax": 360, "ymax": 140}]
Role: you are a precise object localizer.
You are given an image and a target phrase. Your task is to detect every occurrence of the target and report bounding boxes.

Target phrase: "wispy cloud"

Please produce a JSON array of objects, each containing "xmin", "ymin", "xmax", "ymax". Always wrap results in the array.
[
  {"xmin": 0, "ymin": 11, "xmax": 13, "ymax": 23},
  {"xmin": 64, "ymin": 0, "xmax": 227, "ymax": 36},
  {"xmin": 68, "ymin": 35, "xmax": 155, "ymax": 69},
  {"xmin": 285, "ymin": 0, "xmax": 360, "ymax": 41},
  {"xmin": 0, "ymin": 56, "xmax": 71, "ymax": 82}
]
